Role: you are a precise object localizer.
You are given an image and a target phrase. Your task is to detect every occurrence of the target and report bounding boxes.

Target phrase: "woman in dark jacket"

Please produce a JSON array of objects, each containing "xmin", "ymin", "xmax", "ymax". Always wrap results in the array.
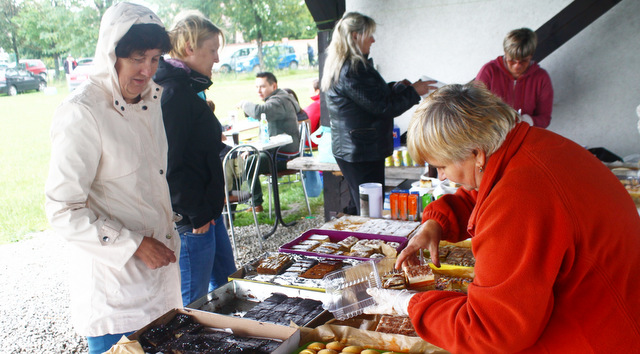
[
  {"xmin": 153, "ymin": 10, "xmax": 236, "ymax": 306},
  {"xmin": 321, "ymin": 12, "xmax": 434, "ymax": 215}
]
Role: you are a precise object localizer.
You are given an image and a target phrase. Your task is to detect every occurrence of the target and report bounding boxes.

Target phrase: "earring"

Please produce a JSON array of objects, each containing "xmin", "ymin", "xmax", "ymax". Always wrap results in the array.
[{"xmin": 479, "ymin": 166, "xmax": 484, "ymax": 173}]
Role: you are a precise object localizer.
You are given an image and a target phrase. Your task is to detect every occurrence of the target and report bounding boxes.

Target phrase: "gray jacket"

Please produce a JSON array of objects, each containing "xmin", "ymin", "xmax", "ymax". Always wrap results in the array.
[{"xmin": 241, "ymin": 88, "xmax": 301, "ymax": 155}]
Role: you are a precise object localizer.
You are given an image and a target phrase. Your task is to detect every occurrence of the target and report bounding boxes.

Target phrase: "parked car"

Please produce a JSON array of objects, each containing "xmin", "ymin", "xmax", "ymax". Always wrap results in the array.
[
  {"xmin": 68, "ymin": 60, "xmax": 95, "ymax": 91},
  {"xmin": 0, "ymin": 68, "xmax": 47, "ymax": 96},
  {"xmin": 235, "ymin": 44, "xmax": 298, "ymax": 73},
  {"xmin": 213, "ymin": 46, "xmax": 254, "ymax": 74},
  {"xmin": 19, "ymin": 59, "xmax": 47, "ymax": 80},
  {"xmin": 76, "ymin": 57, "xmax": 94, "ymax": 66}
]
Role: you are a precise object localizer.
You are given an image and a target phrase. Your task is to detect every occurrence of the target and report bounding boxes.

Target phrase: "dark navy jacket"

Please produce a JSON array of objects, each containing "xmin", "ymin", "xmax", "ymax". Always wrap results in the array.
[{"xmin": 154, "ymin": 57, "xmax": 225, "ymax": 229}]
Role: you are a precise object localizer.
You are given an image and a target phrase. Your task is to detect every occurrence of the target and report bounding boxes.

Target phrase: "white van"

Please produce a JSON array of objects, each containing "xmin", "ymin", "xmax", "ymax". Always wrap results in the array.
[{"xmin": 213, "ymin": 45, "xmax": 255, "ymax": 73}]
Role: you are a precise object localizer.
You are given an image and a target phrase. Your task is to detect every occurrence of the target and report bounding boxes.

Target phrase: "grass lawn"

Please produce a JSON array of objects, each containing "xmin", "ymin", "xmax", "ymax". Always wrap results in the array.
[{"xmin": 0, "ymin": 68, "xmax": 322, "ymax": 244}]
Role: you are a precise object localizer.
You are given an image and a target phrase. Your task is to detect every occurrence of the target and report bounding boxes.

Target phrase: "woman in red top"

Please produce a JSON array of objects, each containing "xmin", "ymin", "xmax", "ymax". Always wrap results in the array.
[
  {"xmin": 368, "ymin": 83, "xmax": 640, "ymax": 352},
  {"xmin": 475, "ymin": 28, "xmax": 553, "ymax": 128}
]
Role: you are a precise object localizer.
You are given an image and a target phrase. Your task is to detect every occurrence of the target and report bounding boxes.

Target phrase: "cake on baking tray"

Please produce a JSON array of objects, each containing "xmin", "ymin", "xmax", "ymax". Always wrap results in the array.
[{"xmin": 256, "ymin": 253, "xmax": 293, "ymax": 275}]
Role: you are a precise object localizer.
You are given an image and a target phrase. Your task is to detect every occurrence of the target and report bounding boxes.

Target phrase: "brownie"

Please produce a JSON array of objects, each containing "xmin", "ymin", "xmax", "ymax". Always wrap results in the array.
[
  {"xmin": 375, "ymin": 315, "xmax": 418, "ymax": 336},
  {"xmin": 300, "ymin": 260, "xmax": 342, "ymax": 279},
  {"xmin": 256, "ymin": 254, "xmax": 293, "ymax": 275}
]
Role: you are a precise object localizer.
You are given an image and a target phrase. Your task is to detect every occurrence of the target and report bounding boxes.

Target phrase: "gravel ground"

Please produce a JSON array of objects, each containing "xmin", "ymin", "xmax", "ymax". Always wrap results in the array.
[{"xmin": 0, "ymin": 210, "xmax": 325, "ymax": 354}]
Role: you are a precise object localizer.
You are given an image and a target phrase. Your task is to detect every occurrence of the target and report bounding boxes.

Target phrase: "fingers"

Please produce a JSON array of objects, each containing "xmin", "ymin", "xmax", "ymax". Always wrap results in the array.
[
  {"xmin": 134, "ymin": 237, "xmax": 177, "ymax": 269},
  {"xmin": 429, "ymin": 241, "xmax": 441, "ymax": 268},
  {"xmin": 395, "ymin": 246, "xmax": 419, "ymax": 269}
]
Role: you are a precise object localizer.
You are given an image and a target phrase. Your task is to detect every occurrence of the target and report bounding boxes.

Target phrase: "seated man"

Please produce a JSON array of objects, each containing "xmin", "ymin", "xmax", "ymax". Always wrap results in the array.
[
  {"xmin": 238, "ymin": 72, "xmax": 300, "ymax": 212},
  {"xmin": 475, "ymin": 27, "xmax": 554, "ymax": 128}
]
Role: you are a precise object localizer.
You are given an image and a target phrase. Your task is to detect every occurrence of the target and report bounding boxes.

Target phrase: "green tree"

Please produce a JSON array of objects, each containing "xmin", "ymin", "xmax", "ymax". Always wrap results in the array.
[
  {"xmin": 152, "ymin": 0, "xmax": 225, "ymax": 32},
  {"xmin": 16, "ymin": 1, "xmax": 66, "ymax": 77},
  {"xmin": 0, "ymin": 0, "xmax": 22, "ymax": 64},
  {"xmin": 225, "ymin": 0, "xmax": 315, "ymax": 70},
  {"xmin": 147, "ymin": 0, "xmax": 316, "ymax": 68}
]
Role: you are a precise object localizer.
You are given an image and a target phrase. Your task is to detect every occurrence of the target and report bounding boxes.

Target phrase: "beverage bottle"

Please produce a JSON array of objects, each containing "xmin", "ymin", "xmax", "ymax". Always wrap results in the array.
[
  {"xmin": 408, "ymin": 191, "xmax": 420, "ymax": 221},
  {"xmin": 260, "ymin": 113, "xmax": 269, "ymax": 143},
  {"xmin": 389, "ymin": 190, "xmax": 399, "ymax": 220},
  {"xmin": 399, "ymin": 190, "xmax": 409, "ymax": 221}
]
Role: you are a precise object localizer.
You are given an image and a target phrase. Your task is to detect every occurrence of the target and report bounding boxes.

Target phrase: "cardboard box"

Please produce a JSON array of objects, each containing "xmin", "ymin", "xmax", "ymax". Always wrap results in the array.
[{"xmin": 129, "ymin": 307, "xmax": 300, "ymax": 354}]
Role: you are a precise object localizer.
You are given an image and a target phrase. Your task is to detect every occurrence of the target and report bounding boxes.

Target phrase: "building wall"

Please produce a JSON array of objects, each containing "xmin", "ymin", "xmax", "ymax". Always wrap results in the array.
[{"xmin": 346, "ymin": 0, "xmax": 640, "ymax": 158}]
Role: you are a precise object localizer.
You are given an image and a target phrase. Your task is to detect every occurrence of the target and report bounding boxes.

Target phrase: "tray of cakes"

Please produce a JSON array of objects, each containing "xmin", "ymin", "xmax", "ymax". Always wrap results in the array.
[
  {"xmin": 279, "ymin": 229, "xmax": 408, "ymax": 261},
  {"xmin": 187, "ymin": 280, "xmax": 332, "ymax": 328},
  {"xmin": 127, "ymin": 308, "xmax": 299, "ymax": 354},
  {"xmin": 228, "ymin": 251, "xmax": 362, "ymax": 291},
  {"xmin": 320, "ymin": 215, "xmax": 420, "ymax": 237}
]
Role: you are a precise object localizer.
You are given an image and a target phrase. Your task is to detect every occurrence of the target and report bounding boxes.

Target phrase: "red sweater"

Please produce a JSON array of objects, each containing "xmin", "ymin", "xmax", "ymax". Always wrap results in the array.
[
  {"xmin": 411, "ymin": 123, "xmax": 640, "ymax": 353},
  {"xmin": 303, "ymin": 94, "xmax": 321, "ymax": 148},
  {"xmin": 476, "ymin": 56, "xmax": 553, "ymax": 128}
]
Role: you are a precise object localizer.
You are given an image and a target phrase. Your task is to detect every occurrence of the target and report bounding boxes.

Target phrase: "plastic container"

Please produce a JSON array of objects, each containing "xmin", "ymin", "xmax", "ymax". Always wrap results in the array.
[
  {"xmin": 315, "ymin": 126, "xmax": 336, "ymax": 163},
  {"xmin": 392, "ymin": 125, "xmax": 401, "ymax": 148},
  {"xmin": 322, "ymin": 257, "xmax": 397, "ymax": 320},
  {"xmin": 259, "ymin": 113, "xmax": 269, "ymax": 143}
]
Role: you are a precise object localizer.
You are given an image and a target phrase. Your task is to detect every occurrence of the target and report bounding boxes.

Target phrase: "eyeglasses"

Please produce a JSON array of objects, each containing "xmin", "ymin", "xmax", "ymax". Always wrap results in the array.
[{"xmin": 505, "ymin": 56, "xmax": 532, "ymax": 66}]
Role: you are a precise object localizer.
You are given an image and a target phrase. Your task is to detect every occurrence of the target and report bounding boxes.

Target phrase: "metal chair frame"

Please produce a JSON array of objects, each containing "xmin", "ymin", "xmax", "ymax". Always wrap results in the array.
[
  {"xmin": 221, "ymin": 144, "xmax": 263, "ymax": 259},
  {"xmin": 267, "ymin": 120, "xmax": 313, "ymax": 218}
]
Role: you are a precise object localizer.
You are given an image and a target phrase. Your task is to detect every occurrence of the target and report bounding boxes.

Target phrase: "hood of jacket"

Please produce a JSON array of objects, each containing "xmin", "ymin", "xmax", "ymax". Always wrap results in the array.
[
  {"xmin": 154, "ymin": 57, "xmax": 213, "ymax": 93},
  {"xmin": 89, "ymin": 2, "xmax": 165, "ymax": 109}
]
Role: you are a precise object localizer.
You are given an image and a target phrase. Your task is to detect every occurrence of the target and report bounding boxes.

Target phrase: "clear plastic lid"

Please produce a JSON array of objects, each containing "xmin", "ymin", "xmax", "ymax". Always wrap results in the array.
[{"xmin": 322, "ymin": 258, "xmax": 397, "ymax": 320}]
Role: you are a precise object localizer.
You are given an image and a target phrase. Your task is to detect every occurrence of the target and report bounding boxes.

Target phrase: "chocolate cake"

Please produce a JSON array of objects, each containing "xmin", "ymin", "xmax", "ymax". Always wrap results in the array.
[
  {"xmin": 138, "ymin": 313, "xmax": 281, "ymax": 354},
  {"xmin": 375, "ymin": 315, "xmax": 418, "ymax": 337},
  {"xmin": 300, "ymin": 260, "xmax": 343, "ymax": 279},
  {"xmin": 243, "ymin": 293, "xmax": 324, "ymax": 327}
]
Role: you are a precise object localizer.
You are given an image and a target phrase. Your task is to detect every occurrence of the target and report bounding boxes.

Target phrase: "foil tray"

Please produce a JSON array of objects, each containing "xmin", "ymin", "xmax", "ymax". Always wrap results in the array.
[
  {"xmin": 187, "ymin": 280, "xmax": 333, "ymax": 328},
  {"xmin": 228, "ymin": 252, "xmax": 363, "ymax": 292}
]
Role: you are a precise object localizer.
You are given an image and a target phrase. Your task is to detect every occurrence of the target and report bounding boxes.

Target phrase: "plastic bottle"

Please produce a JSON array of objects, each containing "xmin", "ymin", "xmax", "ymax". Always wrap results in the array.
[
  {"xmin": 259, "ymin": 113, "xmax": 269, "ymax": 143},
  {"xmin": 393, "ymin": 124, "xmax": 401, "ymax": 148}
]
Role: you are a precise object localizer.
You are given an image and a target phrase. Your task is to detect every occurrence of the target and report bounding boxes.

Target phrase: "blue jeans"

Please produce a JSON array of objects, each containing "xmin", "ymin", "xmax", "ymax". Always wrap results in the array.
[
  {"xmin": 87, "ymin": 332, "xmax": 134, "ymax": 354},
  {"xmin": 178, "ymin": 215, "xmax": 237, "ymax": 306},
  {"xmin": 209, "ymin": 215, "xmax": 237, "ymax": 291}
]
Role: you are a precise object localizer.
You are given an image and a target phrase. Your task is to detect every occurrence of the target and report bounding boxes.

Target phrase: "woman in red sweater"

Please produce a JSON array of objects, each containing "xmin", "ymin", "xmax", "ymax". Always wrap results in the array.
[
  {"xmin": 368, "ymin": 83, "xmax": 640, "ymax": 352},
  {"xmin": 475, "ymin": 28, "xmax": 553, "ymax": 128}
]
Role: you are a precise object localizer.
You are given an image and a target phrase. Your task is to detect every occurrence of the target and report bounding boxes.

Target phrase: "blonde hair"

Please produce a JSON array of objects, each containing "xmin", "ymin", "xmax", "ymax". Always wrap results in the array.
[
  {"xmin": 408, "ymin": 82, "xmax": 518, "ymax": 164},
  {"xmin": 320, "ymin": 12, "xmax": 376, "ymax": 91},
  {"xmin": 503, "ymin": 28, "xmax": 537, "ymax": 60},
  {"xmin": 169, "ymin": 10, "xmax": 224, "ymax": 60}
]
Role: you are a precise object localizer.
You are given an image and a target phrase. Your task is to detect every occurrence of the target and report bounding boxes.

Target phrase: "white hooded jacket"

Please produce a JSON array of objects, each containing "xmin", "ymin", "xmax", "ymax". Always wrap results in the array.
[{"xmin": 44, "ymin": 2, "xmax": 181, "ymax": 336}]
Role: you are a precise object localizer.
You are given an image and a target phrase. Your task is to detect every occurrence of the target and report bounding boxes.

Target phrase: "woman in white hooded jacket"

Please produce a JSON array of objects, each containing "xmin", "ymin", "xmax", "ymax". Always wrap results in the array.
[{"xmin": 44, "ymin": 3, "xmax": 181, "ymax": 353}]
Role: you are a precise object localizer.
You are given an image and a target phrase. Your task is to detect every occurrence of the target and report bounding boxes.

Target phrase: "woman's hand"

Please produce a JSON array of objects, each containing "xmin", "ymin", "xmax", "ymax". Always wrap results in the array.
[
  {"xmin": 192, "ymin": 219, "xmax": 215, "ymax": 234},
  {"xmin": 134, "ymin": 236, "xmax": 177, "ymax": 269},
  {"xmin": 395, "ymin": 219, "xmax": 443, "ymax": 269},
  {"xmin": 411, "ymin": 79, "xmax": 438, "ymax": 96}
]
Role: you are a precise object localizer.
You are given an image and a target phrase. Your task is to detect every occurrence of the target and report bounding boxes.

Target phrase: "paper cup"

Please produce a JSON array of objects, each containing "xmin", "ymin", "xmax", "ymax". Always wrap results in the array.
[{"xmin": 359, "ymin": 182, "xmax": 383, "ymax": 218}]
